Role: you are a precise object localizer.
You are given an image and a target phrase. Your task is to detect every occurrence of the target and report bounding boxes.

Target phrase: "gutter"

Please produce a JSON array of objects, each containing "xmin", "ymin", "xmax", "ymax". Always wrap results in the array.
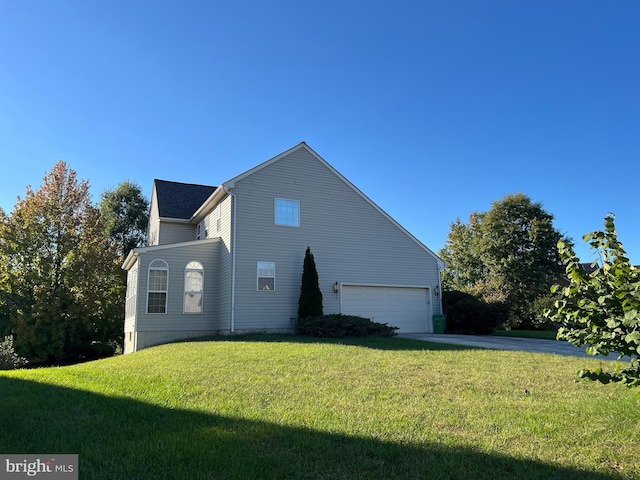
[
  {"xmin": 122, "ymin": 250, "xmax": 140, "ymax": 271},
  {"xmin": 223, "ymin": 186, "xmax": 237, "ymax": 333}
]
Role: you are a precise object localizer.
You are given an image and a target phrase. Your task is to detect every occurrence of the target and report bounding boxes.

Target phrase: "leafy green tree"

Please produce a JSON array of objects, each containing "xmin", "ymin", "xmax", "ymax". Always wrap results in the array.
[
  {"xmin": 478, "ymin": 193, "xmax": 565, "ymax": 325},
  {"xmin": 99, "ymin": 181, "xmax": 149, "ymax": 259},
  {"xmin": 0, "ymin": 162, "xmax": 120, "ymax": 360},
  {"xmin": 547, "ymin": 215, "xmax": 639, "ymax": 387},
  {"xmin": 439, "ymin": 212, "xmax": 485, "ymax": 291},
  {"xmin": 440, "ymin": 193, "xmax": 565, "ymax": 327},
  {"xmin": 298, "ymin": 247, "xmax": 323, "ymax": 320}
]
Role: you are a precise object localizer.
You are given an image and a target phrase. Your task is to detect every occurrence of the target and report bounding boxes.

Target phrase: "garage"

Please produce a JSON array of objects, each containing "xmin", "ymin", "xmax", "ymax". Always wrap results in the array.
[{"xmin": 341, "ymin": 285, "xmax": 432, "ymax": 333}]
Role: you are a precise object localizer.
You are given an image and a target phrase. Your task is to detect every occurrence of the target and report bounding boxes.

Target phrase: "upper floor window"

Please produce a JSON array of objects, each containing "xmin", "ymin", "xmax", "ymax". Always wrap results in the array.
[
  {"xmin": 257, "ymin": 261, "xmax": 275, "ymax": 290},
  {"xmin": 184, "ymin": 261, "xmax": 204, "ymax": 314},
  {"xmin": 147, "ymin": 259, "xmax": 168, "ymax": 314},
  {"xmin": 196, "ymin": 223, "xmax": 202, "ymax": 240},
  {"xmin": 275, "ymin": 198, "xmax": 300, "ymax": 227},
  {"xmin": 216, "ymin": 205, "xmax": 222, "ymax": 232}
]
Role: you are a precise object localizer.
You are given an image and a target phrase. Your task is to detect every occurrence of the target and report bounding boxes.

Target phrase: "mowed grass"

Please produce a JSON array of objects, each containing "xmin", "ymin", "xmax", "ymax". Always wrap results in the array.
[{"xmin": 1, "ymin": 335, "xmax": 638, "ymax": 479}]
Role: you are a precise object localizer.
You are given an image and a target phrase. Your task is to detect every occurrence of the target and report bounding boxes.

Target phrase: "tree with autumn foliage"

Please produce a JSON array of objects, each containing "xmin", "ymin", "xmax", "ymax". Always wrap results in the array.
[{"xmin": 0, "ymin": 162, "xmax": 122, "ymax": 361}]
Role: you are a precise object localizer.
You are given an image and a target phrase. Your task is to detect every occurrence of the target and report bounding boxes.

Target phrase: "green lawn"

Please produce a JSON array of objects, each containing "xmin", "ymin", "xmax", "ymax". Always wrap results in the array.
[{"xmin": 1, "ymin": 335, "xmax": 638, "ymax": 479}]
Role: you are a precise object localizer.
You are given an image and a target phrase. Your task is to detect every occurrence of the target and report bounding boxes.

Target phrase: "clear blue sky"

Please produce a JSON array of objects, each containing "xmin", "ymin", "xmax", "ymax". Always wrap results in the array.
[{"xmin": 1, "ymin": 1, "xmax": 638, "ymax": 263}]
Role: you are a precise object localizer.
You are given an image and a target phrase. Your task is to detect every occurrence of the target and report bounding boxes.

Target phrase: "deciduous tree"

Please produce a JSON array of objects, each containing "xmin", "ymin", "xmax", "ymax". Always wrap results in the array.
[
  {"xmin": 439, "ymin": 193, "xmax": 565, "ymax": 327},
  {"xmin": 0, "ymin": 162, "xmax": 120, "ymax": 360},
  {"xmin": 99, "ymin": 181, "xmax": 149, "ymax": 259},
  {"xmin": 547, "ymin": 215, "xmax": 639, "ymax": 387}
]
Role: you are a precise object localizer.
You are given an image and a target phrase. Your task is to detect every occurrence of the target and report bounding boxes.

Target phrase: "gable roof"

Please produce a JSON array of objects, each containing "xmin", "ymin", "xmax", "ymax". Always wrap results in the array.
[
  {"xmin": 224, "ymin": 142, "xmax": 445, "ymax": 269},
  {"xmin": 154, "ymin": 179, "xmax": 216, "ymax": 220}
]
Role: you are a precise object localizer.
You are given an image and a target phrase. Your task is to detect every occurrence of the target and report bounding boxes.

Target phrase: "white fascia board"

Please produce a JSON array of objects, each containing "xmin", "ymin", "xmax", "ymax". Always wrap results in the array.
[
  {"xmin": 223, "ymin": 142, "xmax": 309, "ymax": 188},
  {"xmin": 159, "ymin": 217, "xmax": 192, "ymax": 224},
  {"xmin": 302, "ymin": 144, "xmax": 445, "ymax": 269},
  {"xmin": 216, "ymin": 141, "xmax": 445, "ymax": 269},
  {"xmin": 121, "ymin": 238, "xmax": 220, "ymax": 270},
  {"xmin": 191, "ymin": 186, "xmax": 228, "ymax": 222}
]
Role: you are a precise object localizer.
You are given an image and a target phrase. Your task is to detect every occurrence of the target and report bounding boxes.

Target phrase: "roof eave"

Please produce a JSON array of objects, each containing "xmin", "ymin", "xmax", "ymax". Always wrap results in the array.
[{"xmin": 191, "ymin": 186, "xmax": 229, "ymax": 222}]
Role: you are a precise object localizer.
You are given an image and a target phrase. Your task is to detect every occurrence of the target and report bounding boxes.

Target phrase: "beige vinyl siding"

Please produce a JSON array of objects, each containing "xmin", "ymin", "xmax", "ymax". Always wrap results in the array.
[
  {"xmin": 158, "ymin": 220, "xmax": 196, "ymax": 245},
  {"xmin": 230, "ymin": 147, "xmax": 440, "ymax": 331},
  {"xmin": 199, "ymin": 196, "xmax": 234, "ymax": 331},
  {"xmin": 133, "ymin": 239, "xmax": 221, "ymax": 334}
]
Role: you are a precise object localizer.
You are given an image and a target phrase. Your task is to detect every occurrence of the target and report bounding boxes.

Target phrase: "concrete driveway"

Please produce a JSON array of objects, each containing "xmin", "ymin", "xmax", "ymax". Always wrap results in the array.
[{"xmin": 400, "ymin": 333, "xmax": 627, "ymax": 361}]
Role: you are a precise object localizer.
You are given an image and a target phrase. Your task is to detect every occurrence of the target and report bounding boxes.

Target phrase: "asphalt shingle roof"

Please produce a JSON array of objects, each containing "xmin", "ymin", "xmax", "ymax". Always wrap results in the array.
[{"xmin": 154, "ymin": 179, "xmax": 216, "ymax": 220}]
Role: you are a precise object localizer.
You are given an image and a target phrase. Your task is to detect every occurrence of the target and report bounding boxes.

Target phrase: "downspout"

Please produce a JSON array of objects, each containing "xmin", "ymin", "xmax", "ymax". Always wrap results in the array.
[
  {"xmin": 223, "ymin": 186, "xmax": 237, "ymax": 333},
  {"xmin": 437, "ymin": 264, "xmax": 444, "ymax": 314}
]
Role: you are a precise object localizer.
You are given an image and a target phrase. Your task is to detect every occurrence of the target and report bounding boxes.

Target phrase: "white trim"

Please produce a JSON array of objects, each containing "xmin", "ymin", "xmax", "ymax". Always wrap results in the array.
[
  {"xmin": 183, "ymin": 261, "xmax": 204, "ymax": 314},
  {"xmin": 191, "ymin": 186, "xmax": 227, "ymax": 222},
  {"xmin": 146, "ymin": 259, "xmax": 169, "ymax": 315},
  {"xmin": 158, "ymin": 217, "xmax": 193, "ymax": 224},
  {"xmin": 274, "ymin": 198, "xmax": 300, "ymax": 227},
  {"xmin": 122, "ymin": 238, "xmax": 220, "ymax": 270},
  {"xmin": 224, "ymin": 142, "xmax": 444, "ymax": 268},
  {"xmin": 256, "ymin": 261, "xmax": 276, "ymax": 291}
]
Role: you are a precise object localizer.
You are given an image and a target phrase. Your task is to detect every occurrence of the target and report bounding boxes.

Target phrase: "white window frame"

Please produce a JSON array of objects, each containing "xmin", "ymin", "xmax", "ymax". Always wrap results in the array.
[
  {"xmin": 196, "ymin": 223, "xmax": 202, "ymax": 240},
  {"xmin": 216, "ymin": 205, "xmax": 222, "ymax": 232},
  {"xmin": 257, "ymin": 261, "xmax": 276, "ymax": 291},
  {"xmin": 184, "ymin": 261, "xmax": 204, "ymax": 314},
  {"xmin": 147, "ymin": 259, "xmax": 168, "ymax": 314},
  {"xmin": 274, "ymin": 198, "xmax": 300, "ymax": 227}
]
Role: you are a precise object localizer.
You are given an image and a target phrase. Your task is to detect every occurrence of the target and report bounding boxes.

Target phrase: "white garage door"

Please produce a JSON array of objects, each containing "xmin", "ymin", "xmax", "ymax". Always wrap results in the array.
[{"xmin": 341, "ymin": 286, "xmax": 431, "ymax": 333}]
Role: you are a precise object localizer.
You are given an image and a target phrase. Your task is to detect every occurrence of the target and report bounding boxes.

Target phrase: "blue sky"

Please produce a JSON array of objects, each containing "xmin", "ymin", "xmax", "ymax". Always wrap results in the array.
[{"xmin": 1, "ymin": 1, "xmax": 638, "ymax": 263}]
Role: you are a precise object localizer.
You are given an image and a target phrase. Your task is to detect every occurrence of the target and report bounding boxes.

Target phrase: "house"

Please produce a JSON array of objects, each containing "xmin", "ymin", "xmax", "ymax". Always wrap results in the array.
[{"xmin": 122, "ymin": 143, "xmax": 445, "ymax": 353}]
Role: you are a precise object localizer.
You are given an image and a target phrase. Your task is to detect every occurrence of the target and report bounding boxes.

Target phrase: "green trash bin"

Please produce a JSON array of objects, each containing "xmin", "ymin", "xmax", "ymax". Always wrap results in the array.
[{"xmin": 433, "ymin": 314, "xmax": 446, "ymax": 334}]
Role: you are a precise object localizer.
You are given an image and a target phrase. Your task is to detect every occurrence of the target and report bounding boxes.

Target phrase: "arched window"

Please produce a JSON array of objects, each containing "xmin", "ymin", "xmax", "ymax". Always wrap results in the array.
[
  {"xmin": 147, "ymin": 259, "xmax": 168, "ymax": 314},
  {"xmin": 184, "ymin": 261, "xmax": 204, "ymax": 314}
]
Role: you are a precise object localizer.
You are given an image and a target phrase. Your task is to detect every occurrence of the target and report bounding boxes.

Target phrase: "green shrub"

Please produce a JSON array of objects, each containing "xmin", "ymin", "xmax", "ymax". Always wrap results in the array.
[
  {"xmin": 0, "ymin": 335, "xmax": 28, "ymax": 370},
  {"xmin": 296, "ymin": 314, "xmax": 398, "ymax": 338},
  {"xmin": 442, "ymin": 290, "xmax": 503, "ymax": 335},
  {"xmin": 298, "ymin": 247, "xmax": 323, "ymax": 320}
]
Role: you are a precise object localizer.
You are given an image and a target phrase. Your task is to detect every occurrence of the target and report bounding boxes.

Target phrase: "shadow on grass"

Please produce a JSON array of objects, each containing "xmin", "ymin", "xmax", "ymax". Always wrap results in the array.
[
  {"xmin": 0, "ymin": 376, "xmax": 619, "ymax": 480},
  {"xmin": 183, "ymin": 333, "xmax": 482, "ymax": 353}
]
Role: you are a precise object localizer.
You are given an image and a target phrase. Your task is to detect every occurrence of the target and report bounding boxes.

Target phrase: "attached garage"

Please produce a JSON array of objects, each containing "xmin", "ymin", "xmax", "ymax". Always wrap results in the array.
[{"xmin": 341, "ymin": 285, "xmax": 433, "ymax": 333}]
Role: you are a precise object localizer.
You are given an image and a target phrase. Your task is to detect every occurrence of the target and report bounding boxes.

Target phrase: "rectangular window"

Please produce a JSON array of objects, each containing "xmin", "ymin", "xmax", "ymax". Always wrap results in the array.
[
  {"xmin": 257, "ymin": 261, "xmax": 275, "ymax": 291},
  {"xmin": 184, "ymin": 272, "xmax": 203, "ymax": 313},
  {"xmin": 184, "ymin": 261, "xmax": 203, "ymax": 314},
  {"xmin": 275, "ymin": 198, "xmax": 300, "ymax": 227},
  {"xmin": 147, "ymin": 261, "xmax": 168, "ymax": 314},
  {"xmin": 148, "ymin": 293, "xmax": 167, "ymax": 313},
  {"xmin": 216, "ymin": 205, "xmax": 222, "ymax": 232}
]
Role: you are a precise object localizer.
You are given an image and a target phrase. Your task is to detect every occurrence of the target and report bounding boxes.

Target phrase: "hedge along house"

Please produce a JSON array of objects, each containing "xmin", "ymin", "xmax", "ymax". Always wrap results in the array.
[{"xmin": 122, "ymin": 143, "xmax": 445, "ymax": 353}]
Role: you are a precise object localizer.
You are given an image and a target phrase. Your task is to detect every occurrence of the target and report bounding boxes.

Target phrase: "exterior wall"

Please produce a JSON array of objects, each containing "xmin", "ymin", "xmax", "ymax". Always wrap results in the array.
[
  {"xmin": 125, "ymin": 238, "xmax": 221, "ymax": 352},
  {"xmin": 200, "ymin": 197, "xmax": 233, "ymax": 331},
  {"xmin": 147, "ymin": 187, "xmax": 160, "ymax": 246},
  {"xmin": 230, "ymin": 147, "xmax": 441, "ymax": 332},
  {"xmin": 158, "ymin": 220, "xmax": 196, "ymax": 245}
]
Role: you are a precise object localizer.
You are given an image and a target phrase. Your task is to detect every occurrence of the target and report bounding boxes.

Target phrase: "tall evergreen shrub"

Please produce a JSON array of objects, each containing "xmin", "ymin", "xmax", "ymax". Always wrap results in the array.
[{"xmin": 298, "ymin": 247, "xmax": 323, "ymax": 319}]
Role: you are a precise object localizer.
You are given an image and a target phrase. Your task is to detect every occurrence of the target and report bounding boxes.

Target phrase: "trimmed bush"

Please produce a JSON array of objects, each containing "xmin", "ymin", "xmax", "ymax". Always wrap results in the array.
[
  {"xmin": 442, "ymin": 290, "xmax": 504, "ymax": 335},
  {"xmin": 0, "ymin": 335, "xmax": 28, "ymax": 370},
  {"xmin": 296, "ymin": 314, "xmax": 398, "ymax": 338}
]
